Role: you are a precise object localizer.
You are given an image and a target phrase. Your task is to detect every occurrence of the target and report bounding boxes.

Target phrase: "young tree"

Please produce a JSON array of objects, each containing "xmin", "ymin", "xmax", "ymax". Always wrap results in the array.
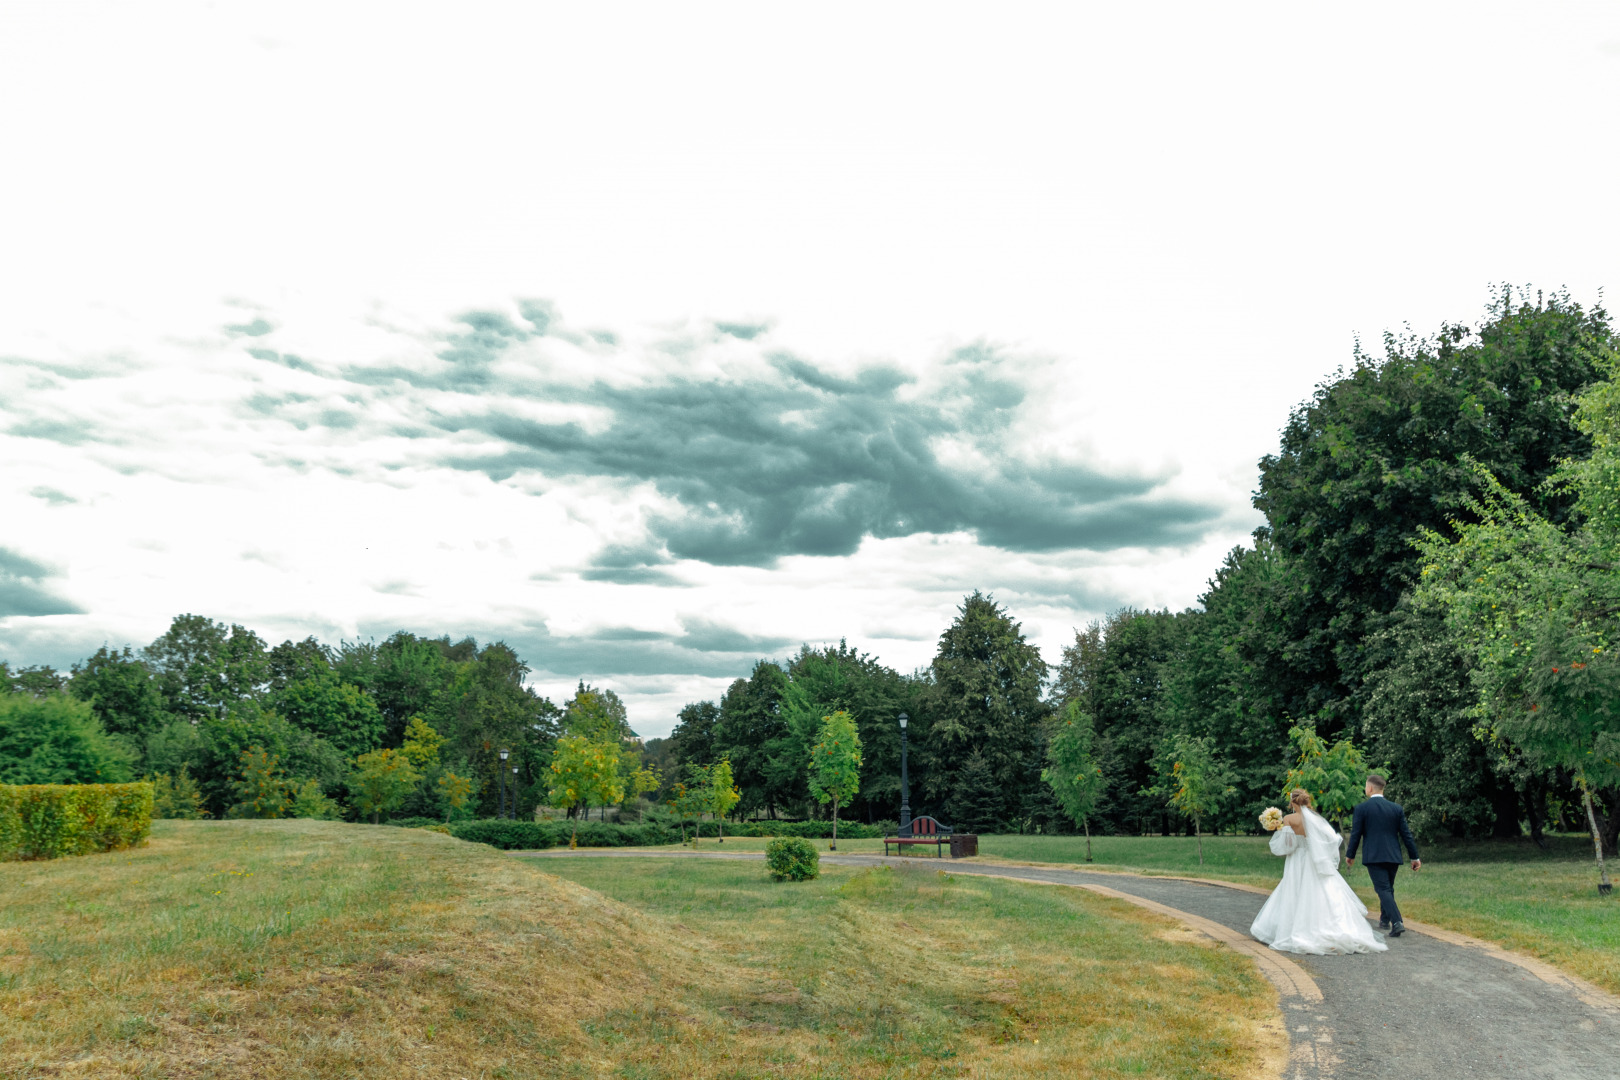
[
  {"xmin": 289, "ymin": 778, "xmax": 342, "ymax": 820},
  {"xmin": 707, "ymin": 759, "xmax": 742, "ymax": 843},
  {"xmin": 1281, "ymin": 724, "xmax": 1369, "ymax": 846},
  {"xmin": 151, "ymin": 764, "xmax": 208, "ymax": 819},
  {"xmin": 350, "ymin": 747, "xmax": 421, "ymax": 824},
  {"xmin": 1150, "ymin": 734, "xmax": 1233, "ymax": 865},
  {"xmin": 435, "ymin": 770, "xmax": 476, "ymax": 821},
  {"xmin": 1042, "ymin": 700, "xmax": 1107, "ymax": 861},
  {"xmin": 807, "ymin": 711, "xmax": 862, "ymax": 850},
  {"xmin": 546, "ymin": 736, "xmax": 626, "ymax": 847},
  {"xmin": 229, "ymin": 745, "xmax": 293, "ymax": 819},
  {"xmin": 667, "ymin": 776, "xmax": 706, "ymax": 844}
]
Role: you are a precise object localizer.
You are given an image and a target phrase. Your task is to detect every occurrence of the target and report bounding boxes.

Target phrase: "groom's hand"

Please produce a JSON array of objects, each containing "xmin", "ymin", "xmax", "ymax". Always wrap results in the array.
[
  {"xmin": 1411, "ymin": 859, "xmax": 1421, "ymax": 871},
  {"xmin": 1344, "ymin": 856, "xmax": 1354, "ymax": 868}
]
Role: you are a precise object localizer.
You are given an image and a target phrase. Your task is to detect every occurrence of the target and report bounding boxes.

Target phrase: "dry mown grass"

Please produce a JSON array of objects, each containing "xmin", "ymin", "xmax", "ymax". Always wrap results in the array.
[{"xmin": 0, "ymin": 822, "xmax": 1284, "ymax": 1078}]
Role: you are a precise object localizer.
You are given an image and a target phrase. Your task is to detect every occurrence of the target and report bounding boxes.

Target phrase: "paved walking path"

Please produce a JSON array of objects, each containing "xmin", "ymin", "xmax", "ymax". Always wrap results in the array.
[{"xmin": 517, "ymin": 849, "xmax": 1620, "ymax": 1080}]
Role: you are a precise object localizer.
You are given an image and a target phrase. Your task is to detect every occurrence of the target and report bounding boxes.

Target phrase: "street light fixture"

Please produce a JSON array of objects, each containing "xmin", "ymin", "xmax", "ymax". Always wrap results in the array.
[
  {"xmin": 498, "ymin": 748, "xmax": 510, "ymax": 819},
  {"xmin": 897, "ymin": 713, "xmax": 911, "ymax": 837}
]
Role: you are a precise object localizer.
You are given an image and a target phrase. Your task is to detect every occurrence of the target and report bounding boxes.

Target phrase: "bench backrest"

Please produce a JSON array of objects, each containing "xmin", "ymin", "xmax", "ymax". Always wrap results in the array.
[{"xmin": 901, "ymin": 815, "xmax": 951, "ymax": 838}]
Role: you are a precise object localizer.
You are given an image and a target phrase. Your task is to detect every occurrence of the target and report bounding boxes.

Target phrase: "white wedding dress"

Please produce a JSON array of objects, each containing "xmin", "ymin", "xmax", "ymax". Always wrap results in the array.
[{"xmin": 1250, "ymin": 807, "xmax": 1387, "ymax": 955}]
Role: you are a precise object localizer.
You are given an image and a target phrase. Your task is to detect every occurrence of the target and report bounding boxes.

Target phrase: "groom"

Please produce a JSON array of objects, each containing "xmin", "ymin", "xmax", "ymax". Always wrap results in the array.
[{"xmin": 1344, "ymin": 773, "xmax": 1421, "ymax": 937}]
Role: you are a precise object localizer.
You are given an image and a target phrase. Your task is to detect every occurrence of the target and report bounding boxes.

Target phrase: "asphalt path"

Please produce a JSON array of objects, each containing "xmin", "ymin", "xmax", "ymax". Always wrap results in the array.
[{"xmin": 518, "ymin": 849, "xmax": 1620, "ymax": 1080}]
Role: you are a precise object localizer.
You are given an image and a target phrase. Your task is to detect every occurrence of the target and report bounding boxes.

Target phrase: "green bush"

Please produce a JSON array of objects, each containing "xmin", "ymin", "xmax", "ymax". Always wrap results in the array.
[
  {"xmin": 0, "ymin": 693, "xmax": 135, "ymax": 785},
  {"xmin": 0, "ymin": 782, "xmax": 154, "ymax": 860},
  {"xmin": 765, "ymin": 836, "xmax": 820, "ymax": 881}
]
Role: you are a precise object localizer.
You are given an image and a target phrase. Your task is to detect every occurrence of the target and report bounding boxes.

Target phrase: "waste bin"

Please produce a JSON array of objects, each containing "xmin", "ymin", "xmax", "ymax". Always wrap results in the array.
[{"xmin": 949, "ymin": 833, "xmax": 978, "ymax": 858}]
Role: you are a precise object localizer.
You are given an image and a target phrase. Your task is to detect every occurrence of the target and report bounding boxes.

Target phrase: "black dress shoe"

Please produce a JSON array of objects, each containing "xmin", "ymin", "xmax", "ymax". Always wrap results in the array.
[
  {"xmin": 1388, "ymin": 923, "xmax": 1405, "ymax": 937},
  {"xmin": 1377, "ymin": 920, "xmax": 1390, "ymax": 931}
]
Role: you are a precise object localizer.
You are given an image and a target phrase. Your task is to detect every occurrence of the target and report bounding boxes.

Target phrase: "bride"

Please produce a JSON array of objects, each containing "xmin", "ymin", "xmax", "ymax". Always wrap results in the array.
[{"xmin": 1250, "ymin": 789, "xmax": 1387, "ymax": 955}]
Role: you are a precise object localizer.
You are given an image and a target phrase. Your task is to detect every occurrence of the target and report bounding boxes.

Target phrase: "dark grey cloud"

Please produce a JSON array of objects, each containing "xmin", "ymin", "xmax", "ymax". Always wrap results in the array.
[
  {"xmin": 7, "ymin": 416, "xmax": 99, "ymax": 445},
  {"xmin": 225, "ymin": 317, "xmax": 275, "ymax": 337},
  {"xmin": 412, "ymin": 338, "xmax": 1219, "ymax": 566},
  {"xmin": 29, "ymin": 486, "xmax": 77, "ymax": 506},
  {"xmin": 217, "ymin": 300, "xmax": 1225, "ymax": 569},
  {"xmin": 0, "ymin": 547, "xmax": 83, "ymax": 618},
  {"xmin": 715, "ymin": 320, "xmax": 769, "ymax": 340}
]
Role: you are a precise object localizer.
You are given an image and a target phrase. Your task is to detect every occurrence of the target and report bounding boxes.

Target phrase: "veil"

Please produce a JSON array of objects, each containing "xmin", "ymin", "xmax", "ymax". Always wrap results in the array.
[{"xmin": 1300, "ymin": 807, "xmax": 1343, "ymax": 878}]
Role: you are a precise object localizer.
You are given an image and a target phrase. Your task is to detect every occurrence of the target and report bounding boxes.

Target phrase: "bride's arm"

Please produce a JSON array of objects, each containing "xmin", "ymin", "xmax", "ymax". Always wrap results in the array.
[{"xmin": 1269, "ymin": 827, "xmax": 1300, "ymax": 855}]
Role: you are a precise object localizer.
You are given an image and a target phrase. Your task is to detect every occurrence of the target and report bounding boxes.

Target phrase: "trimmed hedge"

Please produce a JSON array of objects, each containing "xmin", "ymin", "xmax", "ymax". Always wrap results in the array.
[
  {"xmin": 448, "ymin": 819, "xmax": 680, "ymax": 850},
  {"xmin": 0, "ymin": 782, "xmax": 154, "ymax": 861},
  {"xmin": 385, "ymin": 816, "xmax": 905, "ymax": 851},
  {"xmin": 765, "ymin": 836, "xmax": 820, "ymax": 881},
  {"xmin": 689, "ymin": 819, "xmax": 899, "ymax": 840}
]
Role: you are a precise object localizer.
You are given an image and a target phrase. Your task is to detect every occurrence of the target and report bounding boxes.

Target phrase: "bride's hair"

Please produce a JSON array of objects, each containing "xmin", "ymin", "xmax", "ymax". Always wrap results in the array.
[{"xmin": 1289, "ymin": 788, "xmax": 1313, "ymax": 809}]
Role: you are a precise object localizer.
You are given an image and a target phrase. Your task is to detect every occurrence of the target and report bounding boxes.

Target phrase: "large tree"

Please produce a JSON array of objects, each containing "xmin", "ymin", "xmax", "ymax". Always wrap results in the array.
[
  {"xmin": 68, "ymin": 645, "xmax": 170, "ymax": 742},
  {"xmin": 143, "ymin": 614, "xmax": 271, "ymax": 721},
  {"xmin": 1254, "ymin": 291, "xmax": 1610, "ymax": 735},
  {"xmin": 712, "ymin": 660, "xmax": 788, "ymax": 817},
  {"xmin": 925, "ymin": 592, "xmax": 1048, "ymax": 828}
]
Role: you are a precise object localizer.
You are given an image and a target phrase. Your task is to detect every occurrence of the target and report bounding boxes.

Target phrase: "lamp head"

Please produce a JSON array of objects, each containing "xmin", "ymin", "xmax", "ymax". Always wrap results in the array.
[
  {"xmin": 499, "ymin": 748, "xmax": 509, "ymax": 761},
  {"xmin": 898, "ymin": 712, "xmax": 908, "ymax": 730}
]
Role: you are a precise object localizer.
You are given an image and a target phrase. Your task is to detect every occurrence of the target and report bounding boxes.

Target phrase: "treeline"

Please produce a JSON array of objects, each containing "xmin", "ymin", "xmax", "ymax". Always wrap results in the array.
[
  {"xmin": 6, "ymin": 290, "xmax": 1618, "ymax": 850},
  {"xmin": 0, "ymin": 623, "xmax": 572, "ymax": 819}
]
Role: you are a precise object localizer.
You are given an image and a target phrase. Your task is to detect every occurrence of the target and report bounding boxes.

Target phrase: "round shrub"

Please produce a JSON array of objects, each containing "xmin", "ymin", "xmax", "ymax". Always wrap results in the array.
[{"xmin": 765, "ymin": 836, "xmax": 820, "ymax": 881}]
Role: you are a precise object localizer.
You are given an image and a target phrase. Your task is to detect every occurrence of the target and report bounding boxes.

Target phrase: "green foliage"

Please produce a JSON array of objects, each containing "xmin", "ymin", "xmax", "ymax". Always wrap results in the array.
[
  {"xmin": 350, "ymin": 747, "xmax": 422, "ymax": 824},
  {"xmin": 563, "ymin": 683, "xmax": 634, "ymax": 741},
  {"xmin": 1281, "ymin": 724, "xmax": 1368, "ymax": 830},
  {"xmin": 548, "ymin": 735, "xmax": 627, "ymax": 843},
  {"xmin": 807, "ymin": 710, "xmax": 861, "ymax": 846},
  {"xmin": 1149, "ymin": 734, "xmax": 1233, "ymax": 864},
  {"xmin": 151, "ymin": 765, "xmax": 207, "ymax": 819},
  {"xmin": 269, "ymin": 667, "xmax": 384, "ymax": 760},
  {"xmin": 0, "ymin": 782, "xmax": 153, "ymax": 860},
  {"xmin": 926, "ymin": 592, "xmax": 1049, "ymax": 826},
  {"xmin": 401, "ymin": 716, "xmax": 445, "ymax": 768},
  {"xmin": 947, "ymin": 750, "xmax": 1003, "ymax": 834},
  {"xmin": 289, "ymin": 778, "xmax": 342, "ymax": 820},
  {"xmin": 228, "ymin": 746, "xmax": 293, "ymax": 819},
  {"xmin": 435, "ymin": 770, "xmax": 475, "ymax": 820},
  {"xmin": 68, "ymin": 646, "xmax": 169, "ymax": 741},
  {"xmin": 447, "ymin": 818, "xmax": 678, "ymax": 849},
  {"xmin": 0, "ymin": 692, "xmax": 136, "ymax": 785},
  {"xmin": 707, "ymin": 759, "xmax": 742, "ymax": 839},
  {"xmin": 192, "ymin": 707, "xmax": 346, "ymax": 818},
  {"xmin": 711, "ymin": 660, "xmax": 789, "ymax": 817},
  {"xmin": 143, "ymin": 614, "xmax": 271, "ymax": 721},
  {"xmin": 1254, "ymin": 291, "xmax": 1609, "ymax": 733},
  {"xmin": 765, "ymin": 836, "xmax": 820, "ymax": 881},
  {"xmin": 1042, "ymin": 700, "xmax": 1106, "ymax": 857}
]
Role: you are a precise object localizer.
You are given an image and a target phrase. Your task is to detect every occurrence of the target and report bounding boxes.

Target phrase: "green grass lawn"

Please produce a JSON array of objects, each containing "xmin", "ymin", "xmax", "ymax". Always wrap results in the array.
[
  {"xmin": 0, "ymin": 822, "xmax": 1284, "ymax": 1079},
  {"xmin": 635, "ymin": 830, "xmax": 1620, "ymax": 997},
  {"xmin": 541, "ymin": 855, "xmax": 1283, "ymax": 1079}
]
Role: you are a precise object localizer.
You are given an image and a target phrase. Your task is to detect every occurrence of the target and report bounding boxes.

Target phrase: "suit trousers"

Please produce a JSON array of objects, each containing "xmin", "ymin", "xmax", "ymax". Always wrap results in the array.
[{"xmin": 1365, "ymin": 862, "xmax": 1402, "ymax": 925}]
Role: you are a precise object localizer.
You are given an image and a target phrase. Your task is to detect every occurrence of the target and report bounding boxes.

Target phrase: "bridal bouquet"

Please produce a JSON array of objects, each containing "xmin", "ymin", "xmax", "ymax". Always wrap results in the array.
[{"xmin": 1258, "ymin": 806, "xmax": 1285, "ymax": 832}]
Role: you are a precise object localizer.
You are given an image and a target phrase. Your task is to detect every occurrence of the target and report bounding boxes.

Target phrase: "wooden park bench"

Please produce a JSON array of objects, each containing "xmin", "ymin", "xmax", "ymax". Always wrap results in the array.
[{"xmin": 884, "ymin": 815, "xmax": 956, "ymax": 857}]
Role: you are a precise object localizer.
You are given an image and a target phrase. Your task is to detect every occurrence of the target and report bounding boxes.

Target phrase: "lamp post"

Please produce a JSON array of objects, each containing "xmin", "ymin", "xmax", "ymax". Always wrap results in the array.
[
  {"xmin": 898, "ymin": 712, "xmax": 911, "ymax": 838},
  {"xmin": 512, "ymin": 764, "xmax": 521, "ymax": 819},
  {"xmin": 498, "ymin": 748, "xmax": 510, "ymax": 819}
]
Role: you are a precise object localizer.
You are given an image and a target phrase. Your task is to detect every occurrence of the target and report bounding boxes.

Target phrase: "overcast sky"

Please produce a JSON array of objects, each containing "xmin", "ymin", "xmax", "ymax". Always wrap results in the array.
[{"xmin": 4, "ymin": 2, "xmax": 1619, "ymax": 737}]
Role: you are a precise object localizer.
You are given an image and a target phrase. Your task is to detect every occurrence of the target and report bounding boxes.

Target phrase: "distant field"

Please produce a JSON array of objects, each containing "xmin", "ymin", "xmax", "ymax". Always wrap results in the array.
[{"xmin": 0, "ymin": 821, "xmax": 1283, "ymax": 1079}]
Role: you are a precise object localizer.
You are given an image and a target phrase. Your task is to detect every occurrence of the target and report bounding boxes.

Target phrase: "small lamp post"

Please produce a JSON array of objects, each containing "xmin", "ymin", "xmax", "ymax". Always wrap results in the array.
[
  {"xmin": 898, "ymin": 712, "xmax": 912, "ymax": 838},
  {"xmin": 512, "ymin": 764, "xmax": 521, "ymax": 819},
  {"xmin": 498, "ymin": 748, "xmax": 510, "ymax": 819}
]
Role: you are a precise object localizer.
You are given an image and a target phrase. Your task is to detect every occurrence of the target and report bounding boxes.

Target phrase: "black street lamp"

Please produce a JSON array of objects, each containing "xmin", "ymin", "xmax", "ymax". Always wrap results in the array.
[
  {"xmin": 898, "ymin": 712, "xmax": 911, "ymax": 838},
  {"xmin": 512, "ymin": 764, "xmax": 521, "ymax": 819},
  {"xmin": 498, "ymin": 748, "xmax": 510, "ymax": 819}
]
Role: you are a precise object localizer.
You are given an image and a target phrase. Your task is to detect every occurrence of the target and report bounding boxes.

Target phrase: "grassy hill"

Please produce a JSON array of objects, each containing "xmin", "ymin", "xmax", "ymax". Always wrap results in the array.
[{"xmin": 0, "ymin": 822, "xmax": 1283, "ymax": 1078}]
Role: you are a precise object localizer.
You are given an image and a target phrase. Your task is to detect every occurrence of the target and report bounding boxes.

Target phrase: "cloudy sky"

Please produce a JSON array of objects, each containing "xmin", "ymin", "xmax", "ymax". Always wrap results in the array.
[{"xmin": 4, "ymin": 2, "xmax": 1619, "ymax": 736}]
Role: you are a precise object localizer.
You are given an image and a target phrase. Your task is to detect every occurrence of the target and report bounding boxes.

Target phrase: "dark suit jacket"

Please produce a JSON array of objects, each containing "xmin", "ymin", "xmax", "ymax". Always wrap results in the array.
[{"xmin": 1345, "ymin": 796, "xmax": 1419, "ymax": 864}]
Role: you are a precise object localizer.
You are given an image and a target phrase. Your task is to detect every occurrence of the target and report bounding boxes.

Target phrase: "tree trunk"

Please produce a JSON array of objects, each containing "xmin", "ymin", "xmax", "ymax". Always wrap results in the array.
[
  {"xmin": 831, "ymin": 800, "xmax": 839, "ymax": 851},
  {"xmin": 1084, "ymin": 817, "xmax": 1092, "ymax": 862},
  {"xmin": 373, "ymin": 809, "xmax": 380, "ymax": 825},
  {"xmin": 1578, "ymin": 774, "xmax": 1612, "ymax": 895},
  {"xmin": 570, "ymin": 818, "xmax": 578, "ymax": 850},
  {"xmin": 1523, "ymin": 783, "xmax": 1550, "ymax": 851},
  {"xmin": 1195, "ymin": 814, "xmax": 1203, "ymax": 866},
  {"xmin": 718, "ymin": 812, "xmax": 725, "ymax": 844}
]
